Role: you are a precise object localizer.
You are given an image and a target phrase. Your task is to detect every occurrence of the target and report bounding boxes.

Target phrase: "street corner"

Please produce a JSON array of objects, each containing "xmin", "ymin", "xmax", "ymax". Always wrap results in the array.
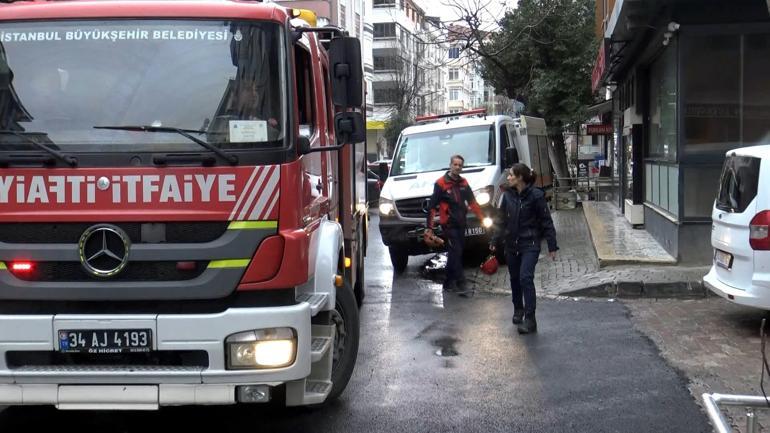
[{"xmin": 623, "ymin": 297, "xmax": 770, "ymax": 428}]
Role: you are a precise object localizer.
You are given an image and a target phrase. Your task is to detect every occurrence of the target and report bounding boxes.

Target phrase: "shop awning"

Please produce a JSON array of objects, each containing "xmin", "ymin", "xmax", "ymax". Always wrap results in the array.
[
  {"xmin": 366, "ymin": 120, "xmax": 386, "ymax": 130},
  {"xmin": 586, "ymin": 99, "xmax": 613, "ymax": 116}
]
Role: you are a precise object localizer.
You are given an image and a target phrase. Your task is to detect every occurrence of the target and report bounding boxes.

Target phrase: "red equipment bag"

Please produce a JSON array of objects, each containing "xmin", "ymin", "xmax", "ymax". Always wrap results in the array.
[{"xmin": 480, "ymin": 255, "xmax": 499, "ymax": 275}]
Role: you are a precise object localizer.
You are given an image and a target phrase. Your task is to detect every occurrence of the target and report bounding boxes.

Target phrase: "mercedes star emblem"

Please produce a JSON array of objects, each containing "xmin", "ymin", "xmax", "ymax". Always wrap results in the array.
[
  {"xmin": 78, "ymin": 224, "xmax": 130, "ymax": 277},
  {"xmin": 96, "ymin": 177, "xmax": 110, "ymax": 190},
  {"xmin": 421, "ymin": 198, "xmax": 432, "ymax": 214}
]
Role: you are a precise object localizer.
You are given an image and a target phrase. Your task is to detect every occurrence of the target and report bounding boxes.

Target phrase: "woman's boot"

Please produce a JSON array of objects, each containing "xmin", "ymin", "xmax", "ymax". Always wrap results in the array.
[{"xmin": 517, "ymin": 313, "xmax": 537, "ymax": 334}]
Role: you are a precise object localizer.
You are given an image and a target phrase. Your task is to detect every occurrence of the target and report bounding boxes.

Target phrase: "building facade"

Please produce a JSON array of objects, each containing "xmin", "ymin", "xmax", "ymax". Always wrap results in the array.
[
  {"xmin": 368, "ymin": 0, "xmax": 448, "ymax": 159},
  {"xmin": 596, "ymin": 0, "xmax": 770, "ymax": 263}
]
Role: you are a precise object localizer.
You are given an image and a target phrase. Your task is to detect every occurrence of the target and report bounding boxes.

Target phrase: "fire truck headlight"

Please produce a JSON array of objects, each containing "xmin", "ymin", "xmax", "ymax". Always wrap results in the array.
[
  {"xmin": 482, "ymin": 217, "xmax": 493, "ymax": 228},
  {"xmin": 379, "ymin": 197, "xmax": 395, "ymax": 216},
  {"xmin": 226, "ymin": 328, "xmax": 296, "ymax": 369}
]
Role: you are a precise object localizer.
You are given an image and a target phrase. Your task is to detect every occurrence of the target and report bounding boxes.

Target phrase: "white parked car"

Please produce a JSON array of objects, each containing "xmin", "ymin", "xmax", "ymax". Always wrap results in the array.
[{"xmin": 704, "ymin": 145, "xmax": 770, "ymax": 308}]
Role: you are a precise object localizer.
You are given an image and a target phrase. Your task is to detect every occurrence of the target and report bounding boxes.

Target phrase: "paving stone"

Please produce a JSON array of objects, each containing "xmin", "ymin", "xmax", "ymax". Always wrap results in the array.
[
  {"xmin": 626, "ymin": 297, "xmax": 770, "ymax": 433},
  {"xmin": 466, "ymin": 206, "xmax": 711, "ymax": 299}
]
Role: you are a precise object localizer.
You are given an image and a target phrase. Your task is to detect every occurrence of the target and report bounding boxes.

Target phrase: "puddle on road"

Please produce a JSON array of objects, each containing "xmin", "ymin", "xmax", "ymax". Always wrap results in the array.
[{"xmin": 432, "ymin": 336, "xmax": 459, "ymax": 357}]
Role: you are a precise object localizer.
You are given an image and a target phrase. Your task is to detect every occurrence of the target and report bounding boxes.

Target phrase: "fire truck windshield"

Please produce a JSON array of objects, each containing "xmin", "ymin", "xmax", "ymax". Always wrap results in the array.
[{"xmin": 0, "ymin": 20, "xmax": 286, "ymax": 153}]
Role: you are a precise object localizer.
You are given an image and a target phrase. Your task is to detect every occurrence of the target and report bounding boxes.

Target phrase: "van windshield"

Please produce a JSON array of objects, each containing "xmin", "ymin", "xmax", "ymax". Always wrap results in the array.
[
  {"xmin": 715, "ymin": 155, "xmax": 760, "ymax": 213},
  {"xmin": 390, "ymin": 125, "xmax": 495, "ymax": 176}
]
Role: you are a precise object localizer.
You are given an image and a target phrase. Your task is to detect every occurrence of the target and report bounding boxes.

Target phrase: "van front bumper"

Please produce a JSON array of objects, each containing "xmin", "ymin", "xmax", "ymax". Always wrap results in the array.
[{"xmin": 379, "ymin": 216, "xmax": 490, "ymax": 253}]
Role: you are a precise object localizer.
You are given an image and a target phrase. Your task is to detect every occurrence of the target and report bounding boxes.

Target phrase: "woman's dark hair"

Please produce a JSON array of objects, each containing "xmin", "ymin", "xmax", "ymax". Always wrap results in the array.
[{"xmin": 510, "ymin": 163, "xmax": 537, "ymax": 184}]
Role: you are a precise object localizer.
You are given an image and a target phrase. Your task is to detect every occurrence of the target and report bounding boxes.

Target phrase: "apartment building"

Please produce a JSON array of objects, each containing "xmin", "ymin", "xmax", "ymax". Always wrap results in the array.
[{"xmin": 277, "ymin": 0, "xmax": 374, "ymax": 118}]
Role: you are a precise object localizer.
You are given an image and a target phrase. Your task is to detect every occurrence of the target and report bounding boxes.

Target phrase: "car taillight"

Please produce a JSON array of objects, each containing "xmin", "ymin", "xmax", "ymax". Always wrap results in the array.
[{"xmin": 750, "ymin": 210, "xmax": 770, "ymax": 250}]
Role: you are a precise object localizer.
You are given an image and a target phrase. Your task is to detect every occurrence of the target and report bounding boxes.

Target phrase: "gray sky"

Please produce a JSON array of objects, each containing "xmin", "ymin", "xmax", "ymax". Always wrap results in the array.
[{"xmin": 432, "ymin": 0, "xmax": 515, "ymax": 30}]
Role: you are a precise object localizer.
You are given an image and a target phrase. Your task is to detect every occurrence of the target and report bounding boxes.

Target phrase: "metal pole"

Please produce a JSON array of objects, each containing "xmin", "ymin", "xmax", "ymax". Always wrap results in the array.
[
  {"xmin": 747, "ymin": 408, "xmax": 757, "ymax": 433},
  {"xmin": 702, "ymin": 393, "xmax": 734, "ymax": 433}
]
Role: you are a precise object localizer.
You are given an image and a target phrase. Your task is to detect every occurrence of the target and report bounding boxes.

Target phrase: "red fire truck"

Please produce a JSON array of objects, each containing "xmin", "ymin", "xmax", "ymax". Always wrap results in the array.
[{"xmin": 0, "ymin": 1, "xmax": 367, "ymax": 409}]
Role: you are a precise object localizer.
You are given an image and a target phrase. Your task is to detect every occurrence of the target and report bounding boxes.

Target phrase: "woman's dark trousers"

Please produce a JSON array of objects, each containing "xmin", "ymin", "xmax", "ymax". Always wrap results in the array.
[{"xmin": 506, "ymin": 247, "xmax": 540, "ymax": 315}]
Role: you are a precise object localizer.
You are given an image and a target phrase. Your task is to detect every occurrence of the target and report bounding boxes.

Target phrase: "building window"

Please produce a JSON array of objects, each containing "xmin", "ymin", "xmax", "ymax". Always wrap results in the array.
[
  {"xmin": 374, "ymin": 56, "xmax": 398, "ymax": 70},
  {"xmin": 448, "ymin": 68, "xmax": 459, "ymax": 81},
  {"xmin": 355, "ymin": 12, "xmax": 361, "ymax": 38},
  {"xmin": 449, "ymin": 88, "xmax": 460, "ymax": 101},
  {"xmin": 448, "ymin": 46, "xmax": 460, "ymax": 59},
  {"xmin": 645, "ymin": 163, "xmax": 679, "ymax": 216},
  {"xmin": 339, "ymin": 4, "xmax": 346, "ymax": 29},
  {"xmin": 373, "ymin": 0, "xmax": 395, "ymax": 6},
  {"xmin": 374, "ymin": 88, "xmax": 399, "ymax": 104},
  {"xmin": 648, "ymin": 40, "xmax": 678, "ymax": 161},
  {"xmin": 682, "ymin": 34, "xmax": 740, "ymax": 157},
  {"xmin": 373, "ymin": 23, "xmax": 396, "ymax": 38}
]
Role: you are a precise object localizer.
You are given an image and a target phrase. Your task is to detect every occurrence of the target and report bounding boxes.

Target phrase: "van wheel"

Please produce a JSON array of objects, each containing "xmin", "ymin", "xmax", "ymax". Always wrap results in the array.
[
  {"xmin": 328, "ymin": 282, "xmax": 360, "ymax": 402},
  {"xmin": 389, "ymin": 247, "xmax": 408, "ymax": 274}
]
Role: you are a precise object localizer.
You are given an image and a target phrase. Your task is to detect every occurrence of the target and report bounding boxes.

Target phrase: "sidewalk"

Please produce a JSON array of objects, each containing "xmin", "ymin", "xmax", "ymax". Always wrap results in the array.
[
  {"xmin": 468, "ymin": 204, "xmax": 710, "ymax": 298},
  {"xmin": 582, "ymin": 201, "xmax": 676, "ymax": 266}
]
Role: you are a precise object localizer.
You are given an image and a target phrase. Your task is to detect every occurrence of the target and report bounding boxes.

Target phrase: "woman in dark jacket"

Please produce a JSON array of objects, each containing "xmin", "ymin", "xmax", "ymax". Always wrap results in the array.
[{"xmin": 490, "ymin": 163, "xmax": 558, "ymax": 334}]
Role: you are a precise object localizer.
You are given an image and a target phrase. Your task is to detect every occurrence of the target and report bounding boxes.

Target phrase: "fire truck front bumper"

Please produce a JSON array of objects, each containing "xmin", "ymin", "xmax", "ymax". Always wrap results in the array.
[{"xmin": 0, "ymin": 303, "xmax": 314, "ymax": 409}]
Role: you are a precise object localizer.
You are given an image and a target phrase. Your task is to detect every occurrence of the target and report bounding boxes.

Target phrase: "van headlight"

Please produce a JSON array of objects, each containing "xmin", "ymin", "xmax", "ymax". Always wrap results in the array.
[
  {"xmin": 379, "ymin": 197, "xmax": 395, "ymax": 216},
  {"xmin": 226, "ymin": 328, "xmax": 296, "ymax": 369},
  {"xmin": 474, "ymin": 186, "xmax": 494, "ymax": 206}
]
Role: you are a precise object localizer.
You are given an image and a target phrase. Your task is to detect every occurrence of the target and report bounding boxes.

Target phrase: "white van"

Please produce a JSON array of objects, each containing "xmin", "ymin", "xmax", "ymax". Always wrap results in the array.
[
  {"xmin": 377, "ymin": 110, "xmax": 552, "ymax": 273},
  {"xmin": 703, "ymin": 145, "xmax": 770, "ymax": 309}
]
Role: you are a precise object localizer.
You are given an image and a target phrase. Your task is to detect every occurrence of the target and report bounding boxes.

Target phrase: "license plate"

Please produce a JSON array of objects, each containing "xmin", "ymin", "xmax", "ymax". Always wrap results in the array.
[
  {"xmin": 714, "ymin": 250, "xmax": 733, "ymax": 270},
  {"xmin": 58, "ymin": 329, "xmax": 152, "ymax": 354},
  {"xmin": 465, "ymin": 227, "xmax": 485, "ymax": 237}
]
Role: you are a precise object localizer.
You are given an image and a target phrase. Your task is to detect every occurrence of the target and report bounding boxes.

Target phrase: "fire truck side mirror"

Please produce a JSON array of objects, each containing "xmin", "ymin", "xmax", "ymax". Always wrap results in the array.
[
  {"xmin": 328, "ymin": 37, "xmax": 363, "ymax": 108},
  {"xmin": 334, "ymin": 112, "xmax": 365, "ymax": 144},
  {"xmin": 504, "ymin": 147, "xmax": 519, "ymax": 167},
  {"xmin": 297, "ymin": 135, "xmax": 312, "ymax": 155}
]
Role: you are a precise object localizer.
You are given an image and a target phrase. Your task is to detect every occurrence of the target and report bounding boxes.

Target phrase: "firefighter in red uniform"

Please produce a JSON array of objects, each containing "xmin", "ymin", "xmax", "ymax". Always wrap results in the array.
[{"xmin": 425, "ymin": 154, "xmax": 484, "ymax": 293}]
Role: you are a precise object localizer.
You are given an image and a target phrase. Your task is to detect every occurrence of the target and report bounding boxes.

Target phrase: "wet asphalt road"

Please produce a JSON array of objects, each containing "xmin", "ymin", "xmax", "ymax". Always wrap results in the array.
[{"xmin": 0, "ymin": 213, "xmax": 712, "ymax": 432}]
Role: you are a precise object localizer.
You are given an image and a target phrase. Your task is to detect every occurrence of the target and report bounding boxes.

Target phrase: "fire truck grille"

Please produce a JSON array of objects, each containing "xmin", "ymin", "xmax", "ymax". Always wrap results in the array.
[
  {"xmin": 9, "ymin": 261, "xmax": 209, "ymax": 282},
  {"xmin": 0, "ymin": 222, "xmax": 229, "ymax": 244},
  {"xmin": 395, "ymin": 196, "xmax": 431, "ymax": 219},
  {"xmin": 6, "ymin": 350, "xmax": 209, "ymax": 369}
]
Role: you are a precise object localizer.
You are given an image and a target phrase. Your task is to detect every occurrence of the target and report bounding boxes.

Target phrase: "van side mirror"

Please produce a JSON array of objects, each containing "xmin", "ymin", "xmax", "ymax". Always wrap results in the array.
[
  {"xmin": 505, "ymin": 147, "xmax": 519, "ymax": 167},
  {"xmin": 378, "ymin": 162, "xmax": 389, "ymax": 182},
  {"xmin": 328, "ymin": 37, "xmax": 363, "ymax": 108},
  {"xmin": 334, "ymin": 112, "xmax": 365, "ymax": 144}
]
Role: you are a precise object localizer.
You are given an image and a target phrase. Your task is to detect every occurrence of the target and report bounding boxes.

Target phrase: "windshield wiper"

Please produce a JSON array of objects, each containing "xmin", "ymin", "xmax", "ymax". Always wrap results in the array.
[
  {"xmin": 0, "ymin": 130, "xmax": 77, "ymax": 167},
  {"xmin": 94, "ymin": 125, "xmax": 238, "ymax": 165}
]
